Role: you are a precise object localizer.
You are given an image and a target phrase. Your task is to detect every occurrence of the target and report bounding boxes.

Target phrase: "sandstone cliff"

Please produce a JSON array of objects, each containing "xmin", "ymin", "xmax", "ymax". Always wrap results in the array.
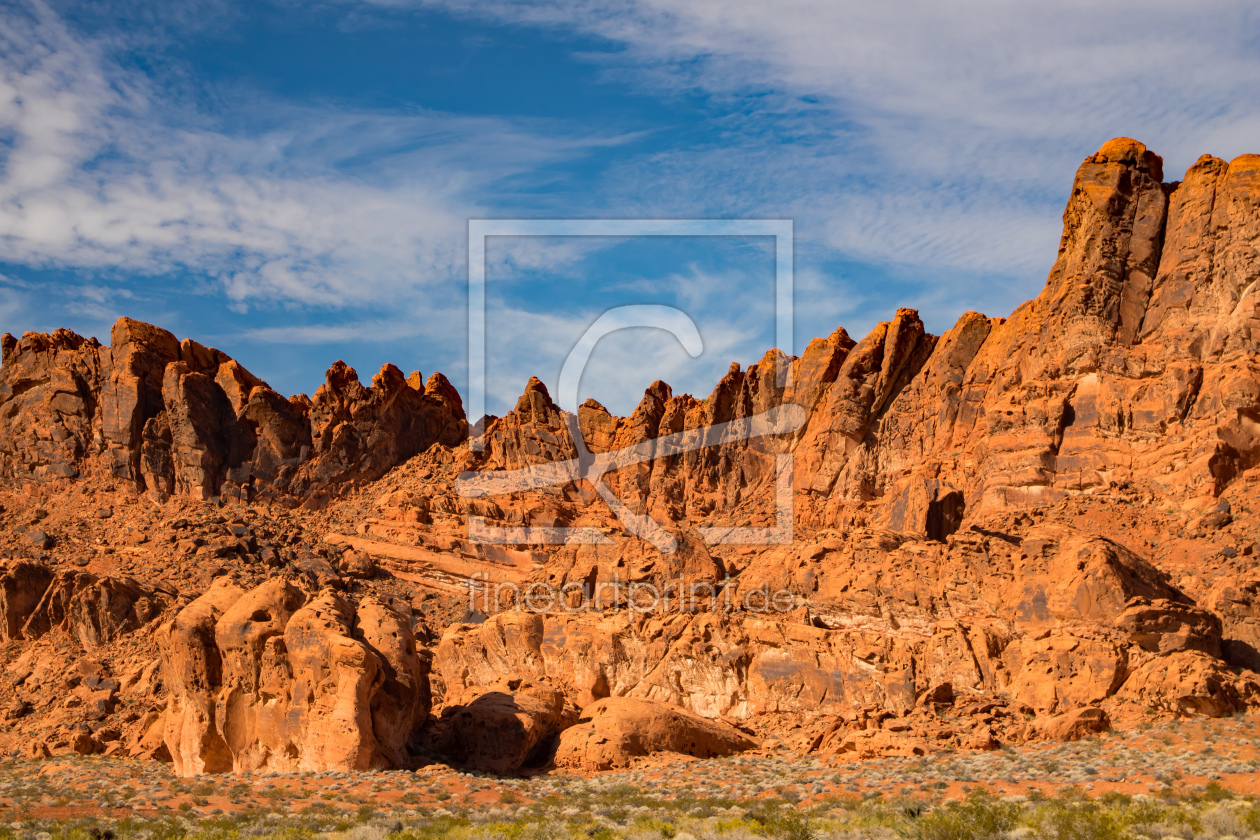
[
  {"xmin": 459, "ymin": 141, "xmax": 1258, "ymax": 552},
  {"xmin": 0, "ymin": 138, "xmax": 1256, "ymax": 773}
]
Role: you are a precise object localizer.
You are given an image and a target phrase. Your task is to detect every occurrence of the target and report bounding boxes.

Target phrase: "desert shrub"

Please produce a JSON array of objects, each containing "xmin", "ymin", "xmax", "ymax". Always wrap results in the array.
[
  {"xmin": 630, "ymin": 817, "xmax": 676, "ymax": 839},
  {"xmin": 1033, "ymin": 800, "xmax": 1125, "ymax": 840},
  {"xmin": 389, "ymin": 813, "xmax": 471, "ymax": 840},
  {"xmin": 1119, "ymin": 798, "xmax": 1175, "ymax": 832},
  {"xmin": 741, "ymin": 802, "xmax": 815, "ymax": 840},
  {"xmin": 1197, "ymin": 803, "xmax": 1248, "ymax": 839},
  {"xmin": 187, "ymin": 827, "xmax": 243, "ymax": 840},
  {"xmin": 1199, "ymin": 782, "xmax": 1235, "ymax": 803},
  {"xmin": 913, "ymin": 791, "xmax": 1019, "ymax": 840},
  {"xmin": 248, "ymin": 828, "xmax": 317, "ymax": 840}
]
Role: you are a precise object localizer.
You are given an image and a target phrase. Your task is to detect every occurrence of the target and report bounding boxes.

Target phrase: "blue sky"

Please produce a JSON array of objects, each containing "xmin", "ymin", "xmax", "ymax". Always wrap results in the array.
[{"xmin": 2, "ymin": 0, "xmax": 1259, "ymax": 415}]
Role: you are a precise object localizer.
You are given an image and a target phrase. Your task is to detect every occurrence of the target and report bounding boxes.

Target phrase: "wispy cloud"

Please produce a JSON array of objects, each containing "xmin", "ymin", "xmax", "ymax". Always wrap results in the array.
[
  {"xmin": 5, "ymin": 0, "xmax": 1259, "ymax": 413},
  {"xmin": 381, "ymin": 0, "xmax": 1260, "ymax": 285},
  {"xmin": 226, "ymin": 317, "xmax": 448, "ymax": 345},
  {"xmin": 0, "ymin": 1, "xmax": 636, "ymax": 315}
]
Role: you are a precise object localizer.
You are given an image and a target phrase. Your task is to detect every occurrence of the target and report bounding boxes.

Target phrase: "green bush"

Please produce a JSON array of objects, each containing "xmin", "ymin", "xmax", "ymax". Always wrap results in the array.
[
  {"xmin": 914, "ymin": 791, "xmax": 1018, "ymax": 840},
  {"xmin": 1035, "ymin": 801, "xmax": 1125, "ymax": 840},
  {"xmin": 631, "ymin": 817, "xmax": 676, "ymax": 838},
  {"xmin": 741, "ymin": 803, "xmax": 814, "ymax": 840}
]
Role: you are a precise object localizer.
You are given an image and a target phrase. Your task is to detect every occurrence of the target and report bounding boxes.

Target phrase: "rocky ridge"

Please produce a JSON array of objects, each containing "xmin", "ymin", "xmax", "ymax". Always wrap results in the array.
[{"xmin": 0, "ymin": 138, "xmax": 1256, "ymax": 775}]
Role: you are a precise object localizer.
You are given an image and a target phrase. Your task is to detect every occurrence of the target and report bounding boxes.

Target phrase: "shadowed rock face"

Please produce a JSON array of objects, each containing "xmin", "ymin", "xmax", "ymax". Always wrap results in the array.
[
  {"xmin": 0, "ymin": 561, "xmax": 172, "ymax": 648},
  {"xmin": 427, "ymin": 678, "xmax": 578, "ymax": 774}
]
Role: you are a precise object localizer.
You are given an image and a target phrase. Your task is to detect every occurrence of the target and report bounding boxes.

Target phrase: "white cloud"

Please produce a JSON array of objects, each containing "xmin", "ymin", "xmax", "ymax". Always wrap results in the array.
[
  {"xmin": 383, "ymin": 0, "xmax": 1260, "ymax": 283},
  {"xmin": 7, "ymin": 0, "xmax": 1260, "ymax": 413},
  {"xmin": 0, "ymin": 1, "xmax": 634, "ymax": 314}
]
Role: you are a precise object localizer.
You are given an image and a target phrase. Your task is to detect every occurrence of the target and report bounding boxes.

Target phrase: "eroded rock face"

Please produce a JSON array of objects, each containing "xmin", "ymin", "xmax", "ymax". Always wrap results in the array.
[
  {"xmin": 1034, "ymin": 707, "xmax": 1111, "ymax": 742},
  {"xmin": 2, "ymin": 142, "xmax": 1252, "ymax": 534},
  {"xmin": 457, "ymin": 139, "xmax": 1259, "ymax": 546},
  {"xmin": 434, "ymin": 520, "xmax": 1253, "ymax": 745},
  {"xmin": 0, "ymin": 329, "xmax": 106, "ymax": 483},
  {"xmin": 860, "ymin": 142, "xmax": 1258, "ymax": 522},
  {"xmin": 291, "ymin": 363, "xmax": 467, "ymax": 503},
  {"xmin": 554, "ymin": 696, "xmax": 758, "ymax": 771},
  {"xmin": 0, "ymin": 323, "xmax": 466, "ymax": 504},
  {"xmin": 0, "ymin": 560, "xmax": 54, "ymax": 640},
  {"xmin": 1117, "ymin": 651, "xmax": 1259, "ymax": 717},
  {"xmin": 26, "ymin": 571, "xmax": 172, "ymax": 648},
  {"xmin": 159, "ymin": 578, "xmax": 430, "ymax": 775},
  {"xmin": 1115, "ymin": 598, "xmax": 1223, "ymax": 657},
  {"xmin": 3, "ymin": 137, "xmax": 1260, "ymax": 766},
  {"xmin": 432, "ymin": 612, "xmax": 549, "ymax": 705},
  {"xmin": 101, "ymin": 319, "xmax": 183, "ymax": 484},
  {"xmin": 0, "ymin": 563, "xmax": 171, "ymax": 648},
  {"xmin": 2, "ymin": 139, "xmax": 1256, "ymax": 528},
  {"xmin": 1206, "ymin": 577, "xmax": 1260, "ymax": 671},
  {"xmin": 397, "ymin": 138, "xmax": 1260, "ymax": 755},
  {"xmin": 160, "ymin": 578, "xmax": 245, "ymax": 775}
]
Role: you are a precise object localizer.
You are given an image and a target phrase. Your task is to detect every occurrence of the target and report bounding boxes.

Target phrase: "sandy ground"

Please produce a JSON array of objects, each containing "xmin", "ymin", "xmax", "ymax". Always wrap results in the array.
[{"xmin": 1, "ymin": 715, "xmax": 1258, "ymax": 821}]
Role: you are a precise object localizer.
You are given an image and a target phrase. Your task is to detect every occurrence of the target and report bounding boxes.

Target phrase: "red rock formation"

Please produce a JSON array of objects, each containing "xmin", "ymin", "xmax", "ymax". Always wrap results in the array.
[
  {"xmin": 429, "ymin": 517, "xmax": 1258, "ymax": 758},
  {"xmin": 0, "ymin": 561, "xmax": 171, "ymax": 648},
  {"xmin": 1, "ymin": 137, "xmax": 1259, "ymax": 771},
  {"xmin": 0, "ymin": 322, "xmax": 466, "ymax": 504},
  {"xmin": 159, "ymin": 579, "xmax": 430, "ymax": 775},
  {"xmin": 0, "ymin": 560, "xmax": 54, "ymax": 640},
  {"xmin": 463, "ymin": 138, "xmax": 1258, "ymax": 549},
  {"xmin": 554, "ymin": 696, "xmax": 758, "ymax": 771}
]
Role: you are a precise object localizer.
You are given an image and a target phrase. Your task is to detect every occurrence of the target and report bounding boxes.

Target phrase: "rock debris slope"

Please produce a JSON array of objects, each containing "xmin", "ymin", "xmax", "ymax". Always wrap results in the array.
[{"xmin": 0, "ymin": 139, "xmax": 1257, "ymax": 774}]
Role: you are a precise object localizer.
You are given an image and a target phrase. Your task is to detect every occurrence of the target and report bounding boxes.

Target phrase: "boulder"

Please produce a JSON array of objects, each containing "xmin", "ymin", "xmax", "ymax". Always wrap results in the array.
[
  {"xmin": 830, "ymin": 728, "xmax": 931, "ymax": 758},
  {"xmin": 1117, "ymin": 651, "xmax": 1260, "ymax": 717},
  {"xmin": 1035, "ymin": 707, "xmax": 1110, "ymax": 741},
  {"xmin": 295, "ymin": 556, "xmax": 342, "ymax": 590},
  {"xmin": 22, "ymin": 530, "xmax": 52, "ymax": 550},
  {"xmin": 338, "ymin": 549, "xmax": 376, "ymax": 580},
  {"xmin": 554, "ymin": 696, "xmax": 758, "ymax": 771},
  {"xmin": 16, "ymin": 570, "xmax": 171, "ymax": 648},
  {"xmin": 1115, "ymin": 598, "xmax": 1223, "ymax": 657}
]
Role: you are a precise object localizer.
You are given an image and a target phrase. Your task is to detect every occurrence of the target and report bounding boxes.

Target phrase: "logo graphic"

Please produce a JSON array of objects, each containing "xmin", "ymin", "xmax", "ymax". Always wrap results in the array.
[{"xmin": 459, "ymin": 220, "xmax": 796, "ymax": 552}]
